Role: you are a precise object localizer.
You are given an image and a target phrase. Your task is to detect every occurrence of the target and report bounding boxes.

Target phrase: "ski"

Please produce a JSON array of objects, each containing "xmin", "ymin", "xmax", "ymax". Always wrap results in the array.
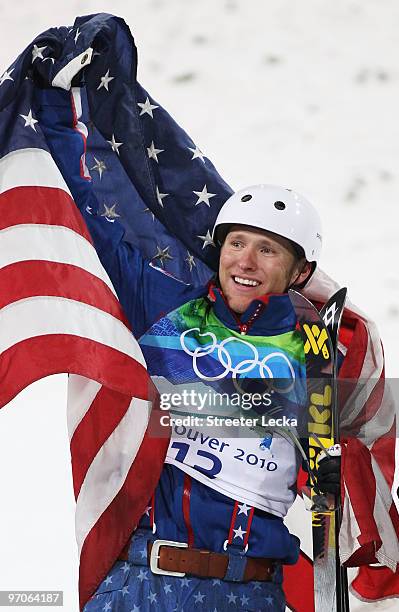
[
  {"xmin": 320, "ymin": 289, "xmax": 349, "ymax": 612},
  {"xmin": 289, "ymin": 288, "xmax": 348, "ymax": 612}
]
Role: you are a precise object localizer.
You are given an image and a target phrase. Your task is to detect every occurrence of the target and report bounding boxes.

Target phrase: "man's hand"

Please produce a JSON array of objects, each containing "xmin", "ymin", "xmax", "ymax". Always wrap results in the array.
[{"xmin": 317, "ymin": 444, "xmax": 341, "ymax": 496}]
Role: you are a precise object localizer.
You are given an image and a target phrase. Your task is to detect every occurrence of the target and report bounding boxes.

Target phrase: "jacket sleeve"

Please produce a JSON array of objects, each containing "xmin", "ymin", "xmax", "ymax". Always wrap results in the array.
[
  {"xmin": 36, "ymin": 87, "xmax": 197, "ymax": 339},
  {"xmin": 78, "ymin": 205, "xmax": 197, "ymax": 338}
]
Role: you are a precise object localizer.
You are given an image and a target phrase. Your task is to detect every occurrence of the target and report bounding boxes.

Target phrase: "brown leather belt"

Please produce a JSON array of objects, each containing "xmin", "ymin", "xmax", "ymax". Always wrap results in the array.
[{"xmin": 119, "ymin": 540, "xmax": 275, "ymax": 582}]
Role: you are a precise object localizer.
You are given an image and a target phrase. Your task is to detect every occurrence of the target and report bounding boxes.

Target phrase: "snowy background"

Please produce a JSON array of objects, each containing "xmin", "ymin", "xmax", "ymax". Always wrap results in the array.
[{"xmin": 0, "ymin": 1, "xmax": 398, "ymax": 610}]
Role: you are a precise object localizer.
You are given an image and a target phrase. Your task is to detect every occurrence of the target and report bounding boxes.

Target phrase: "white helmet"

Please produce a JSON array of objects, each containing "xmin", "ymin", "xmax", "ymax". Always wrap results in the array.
[{"xmin": 212, "ymin": 184, "xmax": 322, "ymax": 265}]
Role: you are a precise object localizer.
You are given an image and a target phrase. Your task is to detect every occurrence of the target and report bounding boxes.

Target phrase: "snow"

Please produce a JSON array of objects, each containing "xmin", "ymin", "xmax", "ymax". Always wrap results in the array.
[{"xmin": 0, "ymin": 2, "xmax": 398, "ymax": 610}]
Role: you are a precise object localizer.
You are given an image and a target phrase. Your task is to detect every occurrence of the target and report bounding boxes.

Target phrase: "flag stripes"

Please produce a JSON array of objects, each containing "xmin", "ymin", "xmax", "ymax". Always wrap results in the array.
[
  {"xmin": 78, "ymin": 404, "xmax": 168, "ymax": 608},
  {"xmin": 0, "ymin": 142, "xmax": 167, "ymax": 610},
  {"xmin": 0, "ymin": 148, "xmax": 70, "ymax": 193},
  {"xmin": 0, "ymin": 296, "xmax": 145, "ymax": 364},
  {"xmin": 0, "ymin": 260, "xmax": 129, "ymax": 324},
  {"xmin": 70, "ymin": 388, "xmax": 133, "ymax": 497},
  {"xmin": 0, "ymin": 224, "xmax": 115, "ymax": 294},
  {"xmin": 74, "ymin": 396, "xmax": 152, "ymax": 554},
  {"xmin": 0, "ymin": 185, "xmax": 91, "ymax": 238}
]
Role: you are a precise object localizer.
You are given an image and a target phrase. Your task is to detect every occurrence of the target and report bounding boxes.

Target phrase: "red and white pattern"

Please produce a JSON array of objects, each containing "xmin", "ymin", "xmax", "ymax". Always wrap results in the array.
[
  {"xmin": 0, "ymin": 147, "xmax": 168, "ymax": 610},
  {"xmin": 297, "ymin": 269, "xmax": 399, "ymax": 607}
]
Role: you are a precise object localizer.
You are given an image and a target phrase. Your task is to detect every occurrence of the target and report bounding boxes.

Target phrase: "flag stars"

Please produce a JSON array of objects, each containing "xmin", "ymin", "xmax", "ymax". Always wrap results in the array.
[
  {"xmin": 181, "ymin": 577, "xmax": 191, "ymax": 587},
  {"xmin": 197, "ymin": 229, "xmax": 215, "ymax": 249},
  {"xmin": 193, "ymin": 185, "xmax": 216, "ymax": 207},
  {"xmin": 226, "ymin": 592, "xmax": 238, "ymax": 604},
  {"xmin": 137, "ymin": 569, "xmax": 148, "ymax": 582},
  {"xmin": 237, "ymin": 502, "xmax": 251, "ymax": 516},
  {"xmin": 139, "ymin": 546, "xmax": 147, "ymax": 559},
  {"xmin": 20, "ymin": 109, "xmax": 38, "ymax": 131},
  {"xmin": 163, "ymin": 583, "xmax": 172, "ymax": 594},
  {"xmin": 147, "ymin": 591, "xmax": 157, "ymax": 603},
  {"xmin": 188, "ymin": 144, "xmax": 206, "ymax": 162},
  {"xmin": 193, "ymin": 592, "xmax": 205, "ymax": 603},
  {"xmin": 143, "ymin": 208, "xmax": 155, "ymax": 221},
  {"xmin": 0, "ymin": 68, "xmax": 14, "ymax": 86},
  {"xmin": 147, "ymin": 141, "xmax": 164, "ymax": 163},
  {"xmin": 104, "ymin": 575, "xmax": 113, "ymax": 586},
  {"xmin": 121, "ymin": 586, "xmax": 129, "ymax": 596},
  {"xmin": 107, "ymin": 134, "xmax": 123, "ymax": 155},
  {"xmin": 138, "ymin": 97, "xmax": 159, "ymax": 118},
  {"xmin": 240, "ymin": 594, "xmax": 250, "ymax": 606},
  {"xmin": 185, "ymin": 251, "xmax": 196, "ymax": 272},
  {"xmin": 101, "ymin": 203, "xmax": 120, "ymax": 221},
  {"xmin": 102, "ymin": 603, "xmax": 111, "ymax": 612},
  {"xmin": 152, "ymin": 245, "xmax": 173, "ymax": 267},
  {"xmin": 31, "ymin": 44, "xmax": 47, "ymax": 62},
  {"xmin": 97, "ymin": 69, "xmax": 114, "ymax": 92},
  {"xmin": 120, "ymin": 562, "xmax": 130, "ymax": 573},
  {"xmin": 233, "ymin": 525, "xmax": 246, "ymax": 540},
  {"xmin": 131, "ymin": 606, "xmax": 140, "ymax": 612},
  {"xmin": 156, "ymin": 186, "xmax": 169, "ymax": 207},
  {"xmin": 212, "ymin": 579, "xmax": 221, "ymax": 586},
  {"xmin": 91, "ymin": 157, "xmax": 107, "ymax": 179},
  {"xmin": 265, "ymin": 595, "xmax": 274, "ymax": 605}
]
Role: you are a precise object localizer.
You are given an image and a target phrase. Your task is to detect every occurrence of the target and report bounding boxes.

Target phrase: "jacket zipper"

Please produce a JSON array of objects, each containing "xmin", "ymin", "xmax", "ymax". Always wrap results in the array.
[
  {"xmin": 209, "ymin": 283, "xmax": 269, "ymax": 336},
  {"xmin": 229, "ymin": 301, "xmax": 267, "ymax": 335}
]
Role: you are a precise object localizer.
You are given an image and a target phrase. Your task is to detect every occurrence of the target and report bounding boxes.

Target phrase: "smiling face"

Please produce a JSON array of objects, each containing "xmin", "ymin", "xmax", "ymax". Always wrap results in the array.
[{"xmin": 218, "ymin": 225, "xmax": 311, "ymax": 314}]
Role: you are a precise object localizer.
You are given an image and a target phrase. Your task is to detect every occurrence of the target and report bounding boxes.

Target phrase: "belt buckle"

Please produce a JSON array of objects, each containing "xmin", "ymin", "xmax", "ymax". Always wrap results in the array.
[{"xmin": 150, "ymin": 539, "xmax": 188, "ymax": 577}]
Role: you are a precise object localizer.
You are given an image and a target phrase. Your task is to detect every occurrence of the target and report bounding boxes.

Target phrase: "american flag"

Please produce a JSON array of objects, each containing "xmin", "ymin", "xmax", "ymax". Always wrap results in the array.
[
  {"xmin": 0, "ymin": 12, "xmax": 397, "ymax": 611},
  {"xmin": 304, "ymin": 269, "xmax": 399, "ymax": 607},
  {"xmin": 0, "ymin": 141, "xmax": 170, "ymax": 608}
]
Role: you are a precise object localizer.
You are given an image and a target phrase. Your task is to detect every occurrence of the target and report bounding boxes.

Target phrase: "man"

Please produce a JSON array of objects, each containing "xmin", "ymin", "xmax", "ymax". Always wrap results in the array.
[
  {"xmin": 76, "ymin": 184, "xmax": 339, "ymax": 611},
  {"xmin": 0, "ymin": 13, "xmax": 397, "ymax": 611}
]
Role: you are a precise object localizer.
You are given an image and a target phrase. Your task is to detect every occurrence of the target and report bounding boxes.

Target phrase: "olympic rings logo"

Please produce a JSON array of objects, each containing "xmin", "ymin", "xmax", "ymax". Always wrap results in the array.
[{"xmin": 180, "ymin": 328, "xmax": 295, "ymax": 394}]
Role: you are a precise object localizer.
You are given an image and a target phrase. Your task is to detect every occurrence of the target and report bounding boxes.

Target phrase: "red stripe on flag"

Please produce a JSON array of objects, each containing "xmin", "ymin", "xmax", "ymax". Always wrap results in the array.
[
  {"xmin": 70, "ymin": 387, "xmax": 132, "ymax": 498},
  {"xmin": 243, "ymin": 507, "xmax": 254, "ymax": 548},
  {"xmin": 0, "ymin": 260, "xmax": 129, "ymax": 326},
  {"xmin": 0, "ymin": 335, "xmax": 150, "ymax": 408},
  {"xmin": 371, "ymin": 422, "xmax": 397, "ymax": 487},
  {"xmin": 283, "ymin": 551, "xmax": 315, "ymax": 612},
  {"xmin": 339, "ymin": 316, "xmax": 368, "ymax": 381},
  {"xmin": 78, "ymin": 405, "xmax": 170, "ymax": 610},
  {"xmin": 351, "ymin": 565, "xmax": 399, "ymax": 601},
  {"xmin": 0, "ymin": 186, "xmax": 93, "ymax": 242},
  {"xmin": 342, "ymin": 438, "xmax": 380, "ymax": 561},
  {"xmin": 344, "ymin": 367, "xmax": 385, "ymax": 434},
  {"xmin": 227, "ymin": 501, "xmax": 239, "ymax": 545},
  {"xmin": 337, "ymin": 316, "xmax": 385, "ymax": 434}
]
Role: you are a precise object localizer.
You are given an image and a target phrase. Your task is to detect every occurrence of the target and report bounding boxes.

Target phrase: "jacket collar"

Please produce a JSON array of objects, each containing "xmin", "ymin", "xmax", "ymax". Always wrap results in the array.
[{"xmin": 207, "ymin": 282, "xmax": 297, "ymax": 336}]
